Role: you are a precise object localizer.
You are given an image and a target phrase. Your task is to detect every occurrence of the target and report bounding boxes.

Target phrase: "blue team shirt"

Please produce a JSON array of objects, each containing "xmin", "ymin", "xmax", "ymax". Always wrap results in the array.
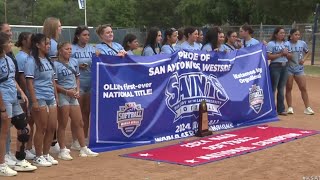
[
  {"xmin": 267, "ymin": 41, "xmax": 292, "ymax": 63},
  {"xmin": 174, "ymin": 42, "xmax": 182, "ymax": 51},
  {"xmin": 127, "ymin": 50, "xmax": 134, "ymax": 55},
  {"xmin": 0, "ymin": 55, "xmax": 17, "ymax": 102},
  {"xmin": 15, "ymin": 51, "xmax": 30, "ymax": 73},
  {"xmin": 201, "ymin": 43, "xmax": 213, "ymax": 52},
  {"xmin": 161, "ymin": 44, "xmax": 176, "ymax": 54},
  {"xmin": 54, "ymin": 58, "xmax": 80, "ymax": 89},
  {"xmin": 71, "ymin": 44, "xmax": 95, "ymax": 81},
  {"xmin": 96, "ymin": 42, "xmax": 124, "ymax": 56},
  {"xmin": 179, "ymin": 41, "xmax": 201, "ymax": 51},
  {"xmin": 142, "ymin": 45, "xmax": 160, "ymax": 56},
  {"xmin": 242, "ymin": 38, "xmax": 260, "ymax": 48},
  {"xmin": 289, "ymin": 40, "xmax": 308, "ymax": 67},
  {"xmin": 24, "ymin": 57, "xmax": 55, "ymax": 100},
  {"xmin": 196, "ymin": 42, "xmax": 203, "ymax": 49},
  {"xmin": 220, "ymin": 44, "xmax": 236, "ymax": 52},
  {"xmin": 49, "ymin": 39, "xmax": 58, "ymax": 58}
]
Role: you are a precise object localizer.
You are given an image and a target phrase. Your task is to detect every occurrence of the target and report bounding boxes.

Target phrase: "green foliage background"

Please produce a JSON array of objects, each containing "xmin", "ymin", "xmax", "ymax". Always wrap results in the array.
[{"xmin": 0, "ymin": 0, "xmax": 318, "ymax": 27}]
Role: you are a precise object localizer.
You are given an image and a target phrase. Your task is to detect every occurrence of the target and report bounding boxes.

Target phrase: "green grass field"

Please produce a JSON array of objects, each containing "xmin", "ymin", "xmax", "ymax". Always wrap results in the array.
[{"xmin": 304, "ymin": 65, "xmax": 320, "ymax": 77}]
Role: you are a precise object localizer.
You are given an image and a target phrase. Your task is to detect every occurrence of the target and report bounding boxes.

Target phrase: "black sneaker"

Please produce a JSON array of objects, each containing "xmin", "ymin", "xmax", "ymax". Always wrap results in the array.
[{"xmin": 278, "ymin": 112, "xmax": 287, "ymax": 116}]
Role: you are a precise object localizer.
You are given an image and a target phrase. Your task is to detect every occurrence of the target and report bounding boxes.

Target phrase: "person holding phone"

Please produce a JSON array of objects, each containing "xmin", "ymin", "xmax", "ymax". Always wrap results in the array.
[{"xmin": 71, "ymin": 26, "xmax": 96, "ymax": 150}]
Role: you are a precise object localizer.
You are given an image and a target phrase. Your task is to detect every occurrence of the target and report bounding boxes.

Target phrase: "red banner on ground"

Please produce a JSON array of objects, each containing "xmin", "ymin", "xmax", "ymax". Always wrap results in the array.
[{"xmin": 123, "ymin": 125, "xmax": 319, "ymax": 166}]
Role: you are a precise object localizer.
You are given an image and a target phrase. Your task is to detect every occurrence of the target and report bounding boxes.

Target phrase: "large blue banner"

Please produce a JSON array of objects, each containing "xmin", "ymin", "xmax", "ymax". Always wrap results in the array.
[{"xmin": 90, "ymin": 43, "xmax": 278, "ymax": 152}]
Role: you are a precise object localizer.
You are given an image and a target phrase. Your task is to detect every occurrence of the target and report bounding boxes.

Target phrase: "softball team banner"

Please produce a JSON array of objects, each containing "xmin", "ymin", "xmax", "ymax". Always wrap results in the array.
[{"xmin": 90, "ymin": 43, "xmax": 278, "ymax": 152}]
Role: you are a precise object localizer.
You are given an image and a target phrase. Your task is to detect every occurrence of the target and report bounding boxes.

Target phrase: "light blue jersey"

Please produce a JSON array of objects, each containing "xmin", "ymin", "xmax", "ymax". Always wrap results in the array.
[
  {"xmin": 174, "ymin": 42, "xmax": 183, "ymax": 51},
  {"xmin": 267, "ymin": 41, "xmax": 292, "ymax": 63},
  {"xmin": 71, "ymin": 44, "xmax": 95, "ymax": 81},
  {"xmin": 242, "ymin": 38, "xmax": 259, "ymax": 48},
  {"xmin": 96, "ymin": 42, "xmax": 124, "ymax": 56},
  {"xmin": 54, "ymin": 58, "xmax": 80, "ymax": 89},
  {"xmin": 161, "ymin": 44, "xmax": 176, "ymax": 54},
  {"xmin": 201, "ymin": 43, "xmax": 213, "ymax": 52},
  {"xmin": 127, "ymin": 50, "xmax": 134, "ymax": 55},
  {"xmin": 289, "ymin": 40, "xmax": 308, "ymax": 67},
  {"xmin": 220, "ymin": 43, "xmax": 236, "ymax": 52},
  {"xmin": 15, "ymin": 51, "xmax": 30, "ymax": 73},
  {"xmin": 0, "ymin": 56, "xmax": 17, "ymax": 102},
  {"xmin": 196, "ymin": 42, "xmax": 203, "ymax": 49},
  {"xmin": 49, "ymin": 39, "xmax": 58, "ymax": 58},
  {"xmin": 142, "ymin": 45, "xmax": 160, "ymax": 56},
  {"xmin": 179, "ymin": 41, "xmax": 201, "ymax": 51},
  {"xmin": 24, "ymin": 57, "xmax": 55, "ymax": 100}
]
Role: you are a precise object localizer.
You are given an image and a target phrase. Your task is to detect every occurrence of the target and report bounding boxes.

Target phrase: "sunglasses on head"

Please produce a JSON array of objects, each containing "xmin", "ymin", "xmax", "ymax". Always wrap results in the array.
[{"xmin": 167, "ymin": 28, "xmax": 177, "ymax": 33}]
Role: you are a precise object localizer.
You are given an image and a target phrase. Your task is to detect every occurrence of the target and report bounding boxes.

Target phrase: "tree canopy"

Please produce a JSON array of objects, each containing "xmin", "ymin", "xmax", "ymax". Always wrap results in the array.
[{"xmin": 0, "ymin": 0, "xmax": 317, "ymax": 27}]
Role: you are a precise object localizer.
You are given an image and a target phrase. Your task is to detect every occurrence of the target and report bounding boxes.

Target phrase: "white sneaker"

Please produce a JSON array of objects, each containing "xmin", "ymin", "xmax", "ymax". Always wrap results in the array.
[
  {"xmin": 33, "ymin": 156, "xmax": 52, "ymax": 167},
  {"xmin": 5, "ymin": 154, "xmax": 16, "ymax": 168},
  {"xmin": 29, "ymin": 147, "xmax": 36, "ymax": 155},
  {"xmin": 49, "ymin": 143, "xmax": 60, "ymax": 154},
  {"xmin": 8, "ymin": 152, "xmax": 17, "ymax": 161},
  {"xmin": 0, "ymin": 163, "xmax": 17, "ymax": 176},
  {"xmin": 14, "ymin": 159, "xmax": 37, "ymax": 172},
  {"xmin": 43, "ymin": 154, "xmax": 58, "ymax": 165},
  {"xmin": 25, "ymin": 149, "xmax": 36, "ymax": 160},
  {"xmin": 304, "ymin": 107, "xmax": 315, "ymax": 115},
  {"xmin": 287, "ymin": 107, "xmax": 294, "ymax": 114},
  {"xmin": 70, "ymin": 140, "xmax": 81, "ymax": 151},
  {"xmin": 65, "ymin": 147, "xmax": 71, "ymax": 152},
  {"xmin": 79, "ymin": 146, "xmax": 99, "ymax": 157},
  {"xmin": 58, "ymin": 148, "xmax": 73, "ymax": 161}
]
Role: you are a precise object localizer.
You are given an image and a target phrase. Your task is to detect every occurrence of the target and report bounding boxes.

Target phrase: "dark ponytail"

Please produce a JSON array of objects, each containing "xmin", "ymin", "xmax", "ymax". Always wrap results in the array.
[
  {"xmin": 15, "ymin": 32, "xmax": 32, "ymax": 47},
  {"xmin": 31, "ymin": 33, "xmax": 53, "ymax": 69},
  {"xmin": 288, "ymin": 28, "xmax": 299, "ymax": 41}
]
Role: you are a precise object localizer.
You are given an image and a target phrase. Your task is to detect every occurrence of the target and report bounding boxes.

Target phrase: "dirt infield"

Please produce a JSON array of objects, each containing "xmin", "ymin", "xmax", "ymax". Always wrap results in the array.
[{"xmin": 8, "ymin": 76, "xmax": 320, "ymax": 180}]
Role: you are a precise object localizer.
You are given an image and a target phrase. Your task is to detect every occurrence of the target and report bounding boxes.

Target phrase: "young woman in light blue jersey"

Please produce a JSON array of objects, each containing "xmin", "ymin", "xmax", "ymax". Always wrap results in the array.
[
  {"xmin": 267, "ymin": 27, "xmax": 292, "ymax": 116},
  {"xmin": 15, "ymin": 32, "xmax": 36, "ymax": 160},
  {"xmin": 220, "ymin": 30, "xmax": 241, "ymax": 52},
  {"xmin": 174, "ymin": 28, "xmax": 185, "ymax": 51},
  {"xmin": 95, "ymin": 24, "xmax": 126, "ymax": 57},
  {"xmin": 239, "ymin": 23, "xmax": 260, "ymax": 48},
  {"xmin": 142, "ymin": 27, "xmax": 162, "ymax": 56},
  {"xmin": 43, "ymin": 17, "xmax": 62, "ymax": 153},
  {"xmin": 179, "ymin": 27, "xmax": 201, "ymax": 51},
  {"xmin": 43, "ymin": 17, "xmax": 62, "ymax": 59},
  {"xmin": 0, "ymin": 32, "xmax": 17, "ymax": 177},
  {"xmin": 0, "ymin": 32, "xmax": 37, "ymax": 175},
  {"xmin": 161, "ymin": 28, "xmax": 178, "ymax": 54},
  {"xmin": 55, "ymin": 42, "xmax": 98, "ymax": 160},
  {"xmin": 201, "ymin": 27, "xmax": 221, "ymax": 52},
  {"xmin": 217, "ymin": 32, "xmax": 226, "ymax": 52},
  {"xmin": 25, "ymin": 33, "xmax": 59, "ymax": 167},
  {"xmin": 1, "ymin": 23, "xmax": 20, "ymax": 161},
  {"xmin": 122, "ymin": 34, "xmax": 139, "ymax": 55},
  {"xmin": 286, "ymin": 29, "xmax": 314, "ymax": 115},
  {"xmin": 196, "ymin": 29, "xmax": 204, "ymax": 49},
  {"xmin": 70, "ymin": 26, "xmax": 95, "ymax": 149}
]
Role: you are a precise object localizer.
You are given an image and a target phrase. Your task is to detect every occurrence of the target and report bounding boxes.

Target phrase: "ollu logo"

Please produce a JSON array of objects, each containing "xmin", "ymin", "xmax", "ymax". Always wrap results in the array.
[
  {"xmin": 165, "ymin": 72, "xmax": 229, "ymax": 122},
  {"xmin": 117, "ymin": 102, "xmax": 144, "ymax": 137},
  {"xmin": 249, "ymin": 84, "xmax": 264, "ymax": 114}
]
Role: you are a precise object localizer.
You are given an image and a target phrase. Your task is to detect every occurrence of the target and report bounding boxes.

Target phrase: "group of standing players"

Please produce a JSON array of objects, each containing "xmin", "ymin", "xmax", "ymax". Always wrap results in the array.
[
  {"xmin": 0, "ymin": 17, "xmax": 99, "ymax": 177},
  {"xmin": 0, "ymin": 19, "xmax": 314, "ymax": 176}
]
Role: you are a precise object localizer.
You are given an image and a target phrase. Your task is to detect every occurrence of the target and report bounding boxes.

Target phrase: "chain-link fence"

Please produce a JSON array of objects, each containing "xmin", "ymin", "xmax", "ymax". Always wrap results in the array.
[{"xmin": 11, "ymin": 25, "xmax": 146, "ymax": 46}]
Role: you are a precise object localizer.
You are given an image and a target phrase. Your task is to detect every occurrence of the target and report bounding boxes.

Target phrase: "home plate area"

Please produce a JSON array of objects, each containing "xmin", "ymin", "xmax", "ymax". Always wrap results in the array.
[{"xmin": 122, "ymin": 125, "xmax": 319, "ymax": 167}]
